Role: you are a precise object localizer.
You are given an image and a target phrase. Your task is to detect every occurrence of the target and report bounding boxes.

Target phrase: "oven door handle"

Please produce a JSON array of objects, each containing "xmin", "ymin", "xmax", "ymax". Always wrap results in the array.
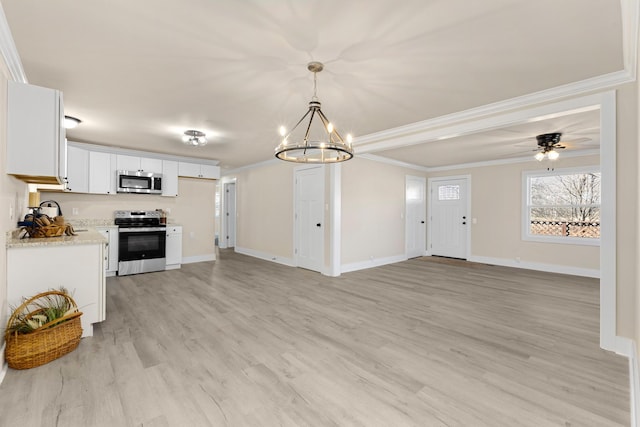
[{"xmin": 118, "ymin": 227, "xmax": 167, "ymax": 233}]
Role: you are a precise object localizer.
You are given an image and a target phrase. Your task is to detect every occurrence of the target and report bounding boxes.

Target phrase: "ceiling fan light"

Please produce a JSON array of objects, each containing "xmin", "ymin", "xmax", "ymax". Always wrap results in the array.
[
  {"xmin": 547, "ymin": 149, "xmax": 560, "ymax": 160},
  {"xmin": 534, "ymin": 152, "xmax": 545, "ymax": 161}
]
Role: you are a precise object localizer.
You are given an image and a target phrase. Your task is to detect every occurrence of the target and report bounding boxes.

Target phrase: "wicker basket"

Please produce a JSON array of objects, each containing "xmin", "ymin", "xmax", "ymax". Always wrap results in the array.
[
  {"xmin": 4, "ymin": 291, "xmax": 83, "ymax": 370},
  {"xmin": 23, "ymin": 223, "xmax": 66, "ymax": 238}
]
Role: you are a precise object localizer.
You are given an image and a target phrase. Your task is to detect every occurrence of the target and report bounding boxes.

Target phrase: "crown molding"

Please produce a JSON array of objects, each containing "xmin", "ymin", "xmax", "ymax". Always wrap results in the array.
[
  {"xmin": 0, "ymin": 4, "xmax": 26, "ymax": 83},
  {"xmin": 360, "ymin": 149, "xmax": 600, "ymax": 173},
  {"xmin": 222, "ymin": 158, "xmax": 280, "ymax": 176},
  {"xmin": 355, "ymin": 70, "xmax": 632, "ymax": 153},
  {"xmin": 621, "ymin": 0, "xmax": 639, "ymax": 80}
]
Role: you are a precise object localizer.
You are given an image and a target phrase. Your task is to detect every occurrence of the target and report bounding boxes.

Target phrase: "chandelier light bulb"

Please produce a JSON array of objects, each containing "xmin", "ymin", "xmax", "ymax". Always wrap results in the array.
[
  {"xmin": 346, "ymin": 134, "xmax": 353, "ymax": 144},
  {"xmin": 327, "ymin": 123, "xmax": 334, "ymax": 133},
  {"xmin": 535, "ymin": 152, "xmax": 545, "ymax": 161},
  {"xmin": 279, "ymin": 126, "xmax": 287, "ymax": 136}
]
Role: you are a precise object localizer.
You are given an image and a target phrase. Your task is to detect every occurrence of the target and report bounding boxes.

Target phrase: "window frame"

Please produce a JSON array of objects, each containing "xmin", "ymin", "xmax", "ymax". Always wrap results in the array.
[{"xmin": 522, "ymin": 165, "xmax": 600, "ymax": 246}]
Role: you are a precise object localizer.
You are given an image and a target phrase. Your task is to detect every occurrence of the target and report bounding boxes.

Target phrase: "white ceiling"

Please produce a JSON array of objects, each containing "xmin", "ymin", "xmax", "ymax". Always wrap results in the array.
[{"xmin": 2, "ymin": 0, "xmax": 623, "ymax": 170}]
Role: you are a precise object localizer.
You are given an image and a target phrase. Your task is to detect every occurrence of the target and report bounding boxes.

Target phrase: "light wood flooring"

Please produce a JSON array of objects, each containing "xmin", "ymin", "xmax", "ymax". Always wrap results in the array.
[{"xmin": 0, "ymin": 250, "xmax": 630, "ymax": 426}]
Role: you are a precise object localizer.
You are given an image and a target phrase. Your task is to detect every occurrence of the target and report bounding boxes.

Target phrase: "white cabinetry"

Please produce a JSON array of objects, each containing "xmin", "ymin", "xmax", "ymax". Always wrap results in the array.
[
  {"xmin": 178, "ymin": 162, "xmax": 220, "ymax": 179},
  {"xmin": 7, "ymin": 237, "xmax": 106, "ymax": 337},
  {"xmin": 165, "ymin": 226, "xmax": 182, "ymax": 269},
  {"xmin": 89, "ymin": 151, "xmax": 115, "ymax": 194},
  {"xmin": 66, "ymin": 145, "xmax": 89, "ymax": 193},
  {"xmin": 96, "ymin": 226, "xmax": 119, "ymax": 275},
  {"xmin": 6, "ymin": 81, "xmax": 66, "ymax": 184},
  {"xmin": 117, "ymin": 154, "xmax": 162, "ymax": 173},
  {"xmin": 162, "ymin": 160, "xmax": 179, "ymax": 197}
]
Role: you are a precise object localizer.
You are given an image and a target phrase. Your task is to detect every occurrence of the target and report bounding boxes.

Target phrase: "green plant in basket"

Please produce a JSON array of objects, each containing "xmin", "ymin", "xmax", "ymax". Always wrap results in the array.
[{"xmin": 7, "ymin": 287, "xmax": 78, "ymax": 334}]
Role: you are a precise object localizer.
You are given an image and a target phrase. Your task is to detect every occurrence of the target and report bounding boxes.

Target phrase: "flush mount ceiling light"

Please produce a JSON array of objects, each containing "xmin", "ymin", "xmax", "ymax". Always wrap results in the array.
[
  {"xmin": 182, "ymin": 130, "xmax": 207, "ymax": 147},
  {"xmin": 534, "ymin": 132, "xmax": 565, "ymax": 161},
  {"xmin": 64, "ymin": 115, "xmax": 81, "ymax": 129},
  {"xmin": 275, "ymin": 61, "xmax": 354, "ymax": 163}
]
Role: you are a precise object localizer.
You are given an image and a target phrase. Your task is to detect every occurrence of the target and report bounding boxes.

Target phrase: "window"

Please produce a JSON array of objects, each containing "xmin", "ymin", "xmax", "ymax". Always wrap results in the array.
[
  {"xmin": 523, "ymin": 167, "xmax": 600, "ymax": 245},
  {"xmin": 438, "ymin": 184, "xmax": 460, "ymax": 200}
]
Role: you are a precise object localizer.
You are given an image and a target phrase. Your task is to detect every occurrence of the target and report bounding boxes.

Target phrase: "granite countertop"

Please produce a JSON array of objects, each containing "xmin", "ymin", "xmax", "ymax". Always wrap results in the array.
[{"xmin": 6, "ymin": 227, "xmax": 107, "ymax": 249}]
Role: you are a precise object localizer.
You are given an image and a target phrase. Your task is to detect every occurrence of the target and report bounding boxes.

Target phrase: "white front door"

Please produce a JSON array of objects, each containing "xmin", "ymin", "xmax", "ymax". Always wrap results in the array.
[
  {"xmin": 224, "ymin": 182, "xmax": 236, "ymax": 248},
  {"xmin": 406, "ymin": 175, "xmax": 426, "ymax": 259},
  {"xmin": 430, "ymin": 177, "xmax": 469, "ymax": 259},
  {"xmin": 295, "ymin": 166, "xmax": 324, "ymax": 272}
]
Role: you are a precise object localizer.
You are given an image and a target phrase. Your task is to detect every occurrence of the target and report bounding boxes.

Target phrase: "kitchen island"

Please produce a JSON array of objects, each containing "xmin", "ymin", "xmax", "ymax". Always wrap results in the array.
[{"xmin": 6, "ymin": 228, "xmax": 107, "ymax": 337}]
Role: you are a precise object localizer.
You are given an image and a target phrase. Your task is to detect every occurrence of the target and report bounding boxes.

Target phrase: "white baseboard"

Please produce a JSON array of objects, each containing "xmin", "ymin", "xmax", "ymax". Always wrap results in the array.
[
  {"xmin": 165, "ymin": 264, "xmax": 181, "ymax": 270},
  {"xmin": 623, "ymin": 338, "xmax": 640, "ymax": 427},
  {"xmin": 341, "ymin": 254, "xmax": 407, "ymax": 274},
  {"xmin": 467, "ymin": 255, "xmax": 600, "ymax": 278},
  {"xmin": 182, "ymin": 254, "xmax": 216, "ymax": 264},
  {"xmin": 234, "ymin": 246, "xmax": 295, "ymax": 267}
]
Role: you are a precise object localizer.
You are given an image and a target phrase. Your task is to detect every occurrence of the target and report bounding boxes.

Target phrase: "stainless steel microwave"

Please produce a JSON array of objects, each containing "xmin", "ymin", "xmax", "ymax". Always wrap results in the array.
[{"xmin": 116, "ymin": 170, "xmax": 162, "ymax": 194}]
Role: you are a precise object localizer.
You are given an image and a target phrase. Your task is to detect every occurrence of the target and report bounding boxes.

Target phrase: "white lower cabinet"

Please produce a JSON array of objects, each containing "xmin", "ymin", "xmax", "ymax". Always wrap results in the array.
[
  {"xmin": 165, "ymin": 226, "xmax": 182, "ymax": 269},
  {"xmin": 96, "ymin": 226, "xmax": 119, "ymax": 276},
  {"xmin": 7, "ymin": 238, "xmax": 106, "ymax": 337}
]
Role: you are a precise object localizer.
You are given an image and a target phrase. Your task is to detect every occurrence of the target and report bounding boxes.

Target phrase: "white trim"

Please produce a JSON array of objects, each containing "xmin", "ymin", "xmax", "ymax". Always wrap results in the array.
[
  {"xmin": 598, "ymin": 90, "xmax": 617, "ymax": 353},
  {"xmin": 341, "ymin": 254, "xmax": 407, "ymax": 274},
  {"xmin": 327, "ymin": 164, "xmax": 341, "ymax": 277},
  {"xmin": 234, "ymin": 246, "xmax": 295, "ymax": 267},
  {"xmin": 426, "ymin": 149, "xmax": 601, "ymax": 173},
  {"xmin": 521, "ymin": 166, "xmax": 601, "ymax": 247},
  {"xmin": 360, "ymin": 153, "xmax": 430, "ymax": 172},
  {"xmin": 427, "ymin": 175, "xmax": 472, "ymax": 260},
  {"xmin": 0, "ymin": 4, "xmax": 27, "ymax": 83},
  {"xmin": 627, "ymin": 339, "xmax": 640, "ymax": 427},
  {"xmin": 181, "ymin": 254, "xmax": 216, "ymax": 264},
  {"xmin": 467, "ymin": 255, "xmax": 600, "ymax": 279},
  {"xmin": 354, "ymin": 72, "xmax": 631, "ymax": 153},
  {"xmin": 621, "ymin": 0, "xmax": 640, "ymax": 80},
  {"xmin": 222, "ymin": 158, "xmax": 279, "ymax": 176}
]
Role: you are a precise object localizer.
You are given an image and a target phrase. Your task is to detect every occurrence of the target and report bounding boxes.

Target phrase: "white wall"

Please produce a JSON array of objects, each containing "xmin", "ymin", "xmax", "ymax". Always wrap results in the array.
[
  {"xmin": 341, "ymin": 157, "xmax": 423, "ymax": 266},
  {"xmin": 40, "ymin": 176, "xmax": 216, "ymax": 260},
  {"xmin": 427, "ymin": 155, "xmax": 600, "ymax": 274},
  {"xmin": 227, "ymin": 161, "xmax": 296, "ymax": 259}
]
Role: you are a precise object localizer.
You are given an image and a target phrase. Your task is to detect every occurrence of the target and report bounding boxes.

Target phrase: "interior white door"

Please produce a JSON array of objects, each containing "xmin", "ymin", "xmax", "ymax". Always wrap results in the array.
[
  {"xmin": 406, "ymin": 175, "xmax": 426, "ymax": 259},
  {"xmin": 430, "ymin": 178, "xmax": 469, "ymax": 259},
  {"xmin": 295, "ymin": 166, "xmax": 324, "ymax": 272},
  {"xmin": 224, "ymin": 182, "xmax": 236, "ymax": 248}
]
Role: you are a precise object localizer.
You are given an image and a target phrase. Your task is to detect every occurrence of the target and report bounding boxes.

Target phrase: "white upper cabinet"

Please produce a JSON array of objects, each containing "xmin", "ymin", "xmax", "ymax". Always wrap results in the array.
[
  {"xmin": 6, "ymin": 81, "xmax": 66, "ymax": 184},
  {"xmin": 178, "ymin": 162, "xmax": 220, "ymax": 179},
  {"xmin": 66, "ymin": 145, "xmax": 89, "ymax": 193},
  {"xmin": 89, "ymin": 151, "xmax": 115, "ymax": 194},
  {"xmin": 162, "ymin": 160, "xmax": 179, "ymax": 197},
  {"xmin": 116, "ymin": 154, "xmax": 162, "ymax": 173}
]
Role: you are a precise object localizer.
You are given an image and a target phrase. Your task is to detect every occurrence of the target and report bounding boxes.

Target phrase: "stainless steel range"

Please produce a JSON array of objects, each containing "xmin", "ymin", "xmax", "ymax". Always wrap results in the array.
[{"xmin": 115, "ymin": 210, "xmax": 166, "ymax": 275}]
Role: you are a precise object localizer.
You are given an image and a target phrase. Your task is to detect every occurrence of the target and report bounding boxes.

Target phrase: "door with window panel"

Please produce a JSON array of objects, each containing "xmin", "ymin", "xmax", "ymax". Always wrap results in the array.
[{"xmin": 430, "ymin": 178, "xmax": 468, "ymax": 259}]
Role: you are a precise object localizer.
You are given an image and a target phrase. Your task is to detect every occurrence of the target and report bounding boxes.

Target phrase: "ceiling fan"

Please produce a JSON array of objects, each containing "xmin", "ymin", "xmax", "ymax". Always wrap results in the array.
[{"xmin": 534, "ymin": 132, "xmax": 565, "ymax": 161}]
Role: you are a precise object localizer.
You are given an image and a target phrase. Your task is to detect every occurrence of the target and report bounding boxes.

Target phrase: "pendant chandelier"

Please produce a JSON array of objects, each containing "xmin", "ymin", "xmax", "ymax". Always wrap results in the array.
[{"xmin": 275, "ymin": 62, "xmax": 354, "ymax": 163}]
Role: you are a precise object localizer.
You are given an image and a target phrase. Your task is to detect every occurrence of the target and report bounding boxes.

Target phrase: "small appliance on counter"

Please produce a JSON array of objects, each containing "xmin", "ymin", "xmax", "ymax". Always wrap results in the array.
[{"xmin": 114, "ymin": 210, "xmax": 166, "ymax": 275}]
